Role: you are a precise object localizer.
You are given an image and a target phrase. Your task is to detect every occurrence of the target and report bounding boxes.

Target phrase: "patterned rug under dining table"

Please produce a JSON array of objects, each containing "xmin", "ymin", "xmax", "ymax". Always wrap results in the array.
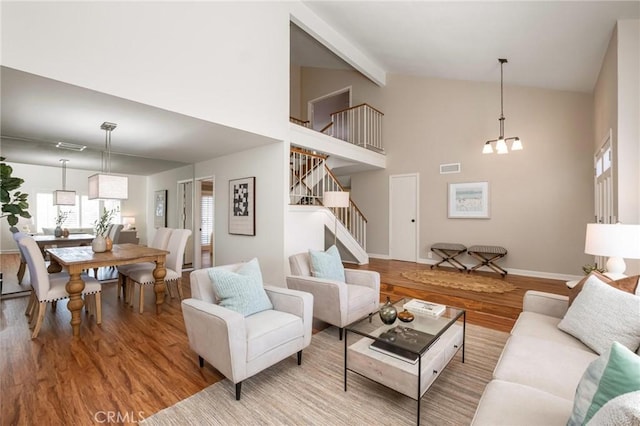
[{"xmin": 46, "ymin": 243, "xmax": 169, "ymax": 336}]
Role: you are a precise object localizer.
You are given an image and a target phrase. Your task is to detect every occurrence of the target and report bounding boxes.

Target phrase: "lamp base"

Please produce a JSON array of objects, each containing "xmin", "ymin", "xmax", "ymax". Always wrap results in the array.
[{"xmin": 604, "ymin": 256, "xmax": 627, "ymax": 279}]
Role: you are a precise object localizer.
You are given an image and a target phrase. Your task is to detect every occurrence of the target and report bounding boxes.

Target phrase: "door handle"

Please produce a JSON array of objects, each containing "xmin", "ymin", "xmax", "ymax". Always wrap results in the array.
[{"xmin": 411, "ymin": 219, "xmax": 415, "ymax": 223}]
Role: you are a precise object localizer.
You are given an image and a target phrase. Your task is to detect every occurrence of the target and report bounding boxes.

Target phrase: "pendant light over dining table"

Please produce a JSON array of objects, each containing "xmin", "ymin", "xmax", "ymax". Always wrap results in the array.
[
  {"xmin": 53, "ymin": 159, "xmax": 76, "ymax": 205},
  {"xmin": 88, "ymin": 122, "xmax": 128, "ymax": 200}
]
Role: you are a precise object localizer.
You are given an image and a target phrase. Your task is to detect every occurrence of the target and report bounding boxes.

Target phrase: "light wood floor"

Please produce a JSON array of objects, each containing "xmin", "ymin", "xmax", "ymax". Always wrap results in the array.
[{"xmin": 0, "ymin": 254, "xmax": 569, "ymax": 425}]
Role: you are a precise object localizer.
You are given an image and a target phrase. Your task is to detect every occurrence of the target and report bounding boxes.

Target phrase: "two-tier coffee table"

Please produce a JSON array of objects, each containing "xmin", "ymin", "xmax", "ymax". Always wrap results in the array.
[{"xmin": 344, "ymin": 298, "xmax": 465, "ymax": 425}]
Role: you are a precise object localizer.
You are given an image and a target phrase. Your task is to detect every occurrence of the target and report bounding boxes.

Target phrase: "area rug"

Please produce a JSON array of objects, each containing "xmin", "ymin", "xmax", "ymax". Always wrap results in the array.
[
  {"xmin": 401, "ymin": 270, "xmax": 517, "ymax": 293},
  {"xmin": 142, "ymin": 323, "xmax": 508, "ymax": 425}
]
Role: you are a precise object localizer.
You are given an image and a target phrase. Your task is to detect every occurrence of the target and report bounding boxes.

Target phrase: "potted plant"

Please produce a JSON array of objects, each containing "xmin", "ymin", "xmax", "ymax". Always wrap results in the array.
[
  {"xmin": 92, "ymin": 207, "xmax": 116, "ymax": 252},
  {"xmin": 1, "ymin": 157, "xmax": 31, "ymax": 230},
  {"xmin": 54, "ymin": 210, "xmax": 70, "ymax": 237}
]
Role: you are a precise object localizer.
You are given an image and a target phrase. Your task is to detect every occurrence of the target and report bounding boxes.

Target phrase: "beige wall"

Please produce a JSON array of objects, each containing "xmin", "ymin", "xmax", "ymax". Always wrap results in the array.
[{"xmin": 299, "ymin": 67, "xmax": 595, "ymax": 276}]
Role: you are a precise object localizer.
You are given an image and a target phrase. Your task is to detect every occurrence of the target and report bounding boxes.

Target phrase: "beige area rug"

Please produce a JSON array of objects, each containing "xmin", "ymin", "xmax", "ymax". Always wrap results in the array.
[
  {"xmin": 142, "ymin": 324, "xmax": 508, "ymax": 425},
  {"xmin": 401, "ymin": 270, "xmax": 517, "ymax": 293}
]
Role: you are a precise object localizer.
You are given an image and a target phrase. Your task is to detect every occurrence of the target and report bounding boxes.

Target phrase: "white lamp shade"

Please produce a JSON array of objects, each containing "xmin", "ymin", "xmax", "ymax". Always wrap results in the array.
[
  {"xmin": 585, "ymin": 223, "xmax": 640, "ymax": 259},
  {"xmin": 53, "ymin": 190, "xmax": 76, "ymax": 205},
  {"xmin": 496, "ymin": 138, "xmax": 508, "ymax": 154},
  {"xmin": 122, "ymin": 216, "xmax": 136, "ymax": 229},
  {"xmin": 482, "ymin": 143, "xmax": 493, "ymax": 154},
  {"xmin": 323, "ymin": 191, "xmax": 350, "ymax": 208},
  {"xmin": 511, "ymin": 138, "xmax": 523, "ymax": 150},
  {"xmin": 88, "ymin": 173, "xmax": 129, "ymax": 200}
]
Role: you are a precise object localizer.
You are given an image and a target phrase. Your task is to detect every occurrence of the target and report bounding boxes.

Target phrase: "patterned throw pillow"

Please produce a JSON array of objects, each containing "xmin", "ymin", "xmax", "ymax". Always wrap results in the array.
[
  {"xmin": 309, "ymin": 245, "xmax": 345, "ymax": 282},
  {"xmin": 568, "ymin": 342, "xmax": 640, "ymax": 425},
  {"xmin": 208, "ymin": 258, "xmax": 273, "ymax": 317},
  {"xmin": 558, "ymin": 276, "xmax": 640, "ymax": 354}
]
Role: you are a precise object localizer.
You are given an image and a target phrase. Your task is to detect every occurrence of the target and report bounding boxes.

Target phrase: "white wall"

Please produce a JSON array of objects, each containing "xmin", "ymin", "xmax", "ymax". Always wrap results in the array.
[
  {"xmin": 285, "ymin": 205, "xmax": 327, "ymax": 272},
  {"xmin": 194, "ymin": 143, "xmax": 287, "ymax": 285},
  {"xmin": 1, "ymin": 2, "xmax": 290, "ymax": 141},
  {"xmin": 0, "ymin": 162, "xmax": 146, "ymax": 251}
]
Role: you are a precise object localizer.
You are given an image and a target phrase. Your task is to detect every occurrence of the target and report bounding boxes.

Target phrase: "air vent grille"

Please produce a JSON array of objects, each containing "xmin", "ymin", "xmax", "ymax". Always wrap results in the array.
[{"xmin": 440, "ymin": 163, "xmax": 461, "ymax": 174}]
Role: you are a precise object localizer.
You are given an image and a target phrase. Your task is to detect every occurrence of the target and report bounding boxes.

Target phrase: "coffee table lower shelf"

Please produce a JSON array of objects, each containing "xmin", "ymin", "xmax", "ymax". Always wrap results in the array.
[{"xmin": 345, "ymin": 323, "xmax": 464, "ymax": 425}]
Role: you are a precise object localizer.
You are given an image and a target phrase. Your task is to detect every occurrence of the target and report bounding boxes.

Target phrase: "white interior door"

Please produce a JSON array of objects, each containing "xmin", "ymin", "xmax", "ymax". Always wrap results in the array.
[
  {"xmin": 177, "ymin": 180, "xmax": 194, "ymax": 268},
  {"xmin": 389, "ymin": 174, "xmax": 418, "ymax": 262}
]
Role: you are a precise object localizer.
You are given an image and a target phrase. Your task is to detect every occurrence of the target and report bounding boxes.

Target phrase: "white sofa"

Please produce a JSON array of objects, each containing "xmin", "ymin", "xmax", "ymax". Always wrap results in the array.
[{"xmin": 472, "ymin": 290, "xmax": 600, "ymax": 425}]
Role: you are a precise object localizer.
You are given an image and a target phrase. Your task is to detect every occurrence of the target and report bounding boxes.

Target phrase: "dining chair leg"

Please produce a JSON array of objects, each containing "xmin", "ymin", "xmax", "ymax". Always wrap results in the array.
[
  {"xmin": 25, "ymin": 290, "xmax": 36, "ymax": 316},
  {"xmin": 31, "ymin": 302, "xmax": 46, "ymax": 339},
  {"xmin": 51, "ymin": 300, "xmax": 57, "ymax": 312},
  {"xmin": 17, "ymin": 261, "xmax": 26, "ymax": 284},
  {"xmin": 176, "ymin": 278, "xmax": 184, "ymax": 300},
  {"xmin": 117, "ymin": 273, "xmax": 124, "ymax": 299},
  {"xmin": 95, "ymin": 293, "xmax": 102, "ymax": 325},
  {"xmin": 138, "ymin": 283, "xmax": 145, "ymax": 314}
]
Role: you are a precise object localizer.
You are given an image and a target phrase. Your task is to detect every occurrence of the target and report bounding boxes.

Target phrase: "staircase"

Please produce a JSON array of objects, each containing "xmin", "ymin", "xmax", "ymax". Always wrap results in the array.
[{"xmin": 290, "ymin": 147, "xmax": 368, "ymax": 264}]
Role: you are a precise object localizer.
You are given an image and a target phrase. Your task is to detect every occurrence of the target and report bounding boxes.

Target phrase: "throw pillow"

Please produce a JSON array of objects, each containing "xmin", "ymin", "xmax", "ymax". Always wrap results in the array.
[
  {"xmin": 208, "ymin": 258, "xmax": 273, "ymax": 316},
  {"xmin": 557, "ymin": 277, "xmax": 640, "ymax": 354},
  {"xmin": 308, "ymin": 245, "xmax": 345, "ymax": 282},
  {"xmin": 569, "ymin": 271, "xmax": 639, "ymax": 306},
  {"xmin": 568, "ymin": 342, "xmax": 640, "ymax": 425},
  {"xmin": 586, "ymin": 391, "xmax": 640, "ymax": 425}
]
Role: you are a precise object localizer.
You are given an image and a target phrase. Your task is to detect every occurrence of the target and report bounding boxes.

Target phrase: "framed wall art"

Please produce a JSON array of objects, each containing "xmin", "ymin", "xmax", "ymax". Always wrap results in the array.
[
  {"xmin": 448, "ymin": 181, "xmax": 490, "ymax": 219},
  {"xmin": 154, "ymin": 189, "xmax": 168, "ymax": 227},
  {"xmin": 229, "ymin": 177, "xmax": 255, "ymax": 236}
]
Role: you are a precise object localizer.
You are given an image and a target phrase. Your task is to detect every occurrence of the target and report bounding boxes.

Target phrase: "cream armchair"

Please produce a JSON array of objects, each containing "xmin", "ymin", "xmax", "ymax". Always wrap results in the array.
[
  {"xmin": 286, "ymin": 252, "xmax": 380, "ymax": 340},
  {"xmin": 182, "ymin": 263, "xmax": 313, "ymax": 400}
]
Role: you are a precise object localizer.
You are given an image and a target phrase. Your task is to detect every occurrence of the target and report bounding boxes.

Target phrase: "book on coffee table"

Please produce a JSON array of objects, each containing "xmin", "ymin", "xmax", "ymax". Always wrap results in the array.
[
  {"xmin": 403, "ymin": 299, "xmax": 446, "ymax": 317},
  {"xmin": 369, "ymin": 326, "xmax": 437, "ymax": 364}
]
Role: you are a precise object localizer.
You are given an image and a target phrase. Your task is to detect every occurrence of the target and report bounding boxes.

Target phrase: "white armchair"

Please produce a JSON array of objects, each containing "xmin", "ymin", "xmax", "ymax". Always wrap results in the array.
[
  {"xmin": 286, "ymin": 252, "xmax": 380, "ymax": 340},
  {"xmin": 182, "ymin": 262, "xmax": 313, "ymax": 400}
]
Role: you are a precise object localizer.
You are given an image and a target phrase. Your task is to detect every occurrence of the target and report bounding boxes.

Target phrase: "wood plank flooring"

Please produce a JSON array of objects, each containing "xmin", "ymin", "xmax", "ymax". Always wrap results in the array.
[{"xmin": 0, "ymin": 254, "xmax": 569, "ymax": 425}]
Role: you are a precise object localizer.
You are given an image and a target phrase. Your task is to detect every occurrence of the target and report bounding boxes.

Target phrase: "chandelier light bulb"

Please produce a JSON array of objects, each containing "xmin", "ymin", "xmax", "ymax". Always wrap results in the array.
[
  {"xmin": 496, "ymin": 138, "xmax": 508, "ymax": 154},
  {"xmin": 482, "ymin": 142, "xmax": 494, "ymax": 154},
  {"xmin": 511, "ymin": 138, "xmax": 523, "ymax": 151}
]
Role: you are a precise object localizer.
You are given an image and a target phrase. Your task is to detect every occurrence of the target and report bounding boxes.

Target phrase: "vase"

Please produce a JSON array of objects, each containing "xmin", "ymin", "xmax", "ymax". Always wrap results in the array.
[
  {"xmin": 105, "ymin": 236, "xmax": 113, "ymax": 251},
  {"xmin": 379, "ymin": 296, "xmax": 398, "ymax": 325},
  {"xmin": 54, "ymin": 226, "xmax": 63, "ymax": 237},
  {"xmin": 62, "ymin": 228, "xmax": 70, "ymax": 238},
  {"xmin": 92, "ymin": 235, "xmax": 107, "ymax": 253}
]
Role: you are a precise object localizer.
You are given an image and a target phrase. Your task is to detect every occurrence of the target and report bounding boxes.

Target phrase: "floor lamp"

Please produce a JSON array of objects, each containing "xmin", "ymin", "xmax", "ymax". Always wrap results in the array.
[{"xmin": 323, "ymin": 191, "xmax": 350, "ymax": 246}]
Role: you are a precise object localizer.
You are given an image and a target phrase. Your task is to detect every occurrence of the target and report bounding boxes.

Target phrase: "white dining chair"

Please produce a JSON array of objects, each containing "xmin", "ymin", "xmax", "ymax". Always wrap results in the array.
[
  {"xmin": 127, "ymin": 228, "xmax": 191, "ymax": 313},
  {"xmin": 18, "ymin": 235, "xmax": 102, "ymax": 338},
  {"xmin": 117, "ymin": 227, "xmax": 173, "ymax": 300}
]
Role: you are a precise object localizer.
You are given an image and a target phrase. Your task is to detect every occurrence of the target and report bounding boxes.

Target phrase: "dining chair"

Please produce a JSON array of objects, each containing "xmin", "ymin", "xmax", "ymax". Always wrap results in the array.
[
  {"xmin": 11, "ymin": 230, "xmax": 28, "ymax": 284},
  {"xmin": 18, "ymin": 235, "xmax": 102, "ymax": 338},
  {"xmin": 117, "ymin": 227, "xmax": 173, "ymax": 300},
  {"xmin": 127, "ymin": 228, "xmax": 192, "ymax": 313}
]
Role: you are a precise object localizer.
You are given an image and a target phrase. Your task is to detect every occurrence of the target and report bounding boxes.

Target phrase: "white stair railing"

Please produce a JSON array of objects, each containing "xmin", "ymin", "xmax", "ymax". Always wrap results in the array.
[
  {"xmin": 330, "ymin": 103, "xmax": 384, "ymax": 153},
  {"xmin": 290, "ymin": 148, "xmax": 367, "ymax": 249}
]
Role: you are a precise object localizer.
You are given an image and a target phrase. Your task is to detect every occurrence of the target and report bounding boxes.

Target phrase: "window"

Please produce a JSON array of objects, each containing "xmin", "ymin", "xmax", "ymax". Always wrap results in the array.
[
  {"xmin": 201, "ymin": 195, "xmax": 213, "ymax": 244},
  {"xmin": 35, "ymin": 192, "xmax": 120, "ymax": 233}
]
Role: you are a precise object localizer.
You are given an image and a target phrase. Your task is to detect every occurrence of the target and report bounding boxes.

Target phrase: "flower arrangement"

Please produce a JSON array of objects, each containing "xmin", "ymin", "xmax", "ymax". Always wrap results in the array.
[
  {"xmin": 55, "ymin": 210, "xmax": 70, "ymax": 227},
  {"xmin": 94, "ymin": 207, "xmax": 116, "ymax": 236},
  {"xmin": 582, "ymin": 263, "xmax": 605, "ymax": 275}
]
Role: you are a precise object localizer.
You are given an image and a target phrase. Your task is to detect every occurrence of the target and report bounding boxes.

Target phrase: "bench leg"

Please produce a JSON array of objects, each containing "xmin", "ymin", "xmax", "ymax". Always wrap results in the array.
[
  {"xmin": 468, "ymin": 252, "xmax": 507, "ymax": 276},
  {"xmin": 430, "ymin": 249, "xmax": 467, "ymax": 272}
]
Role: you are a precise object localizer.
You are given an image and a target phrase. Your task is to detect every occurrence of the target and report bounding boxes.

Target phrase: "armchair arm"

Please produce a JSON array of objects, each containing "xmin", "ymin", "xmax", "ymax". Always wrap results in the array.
[
  {"xmin": 522, "ymin": 290, "xmax": 569, "ymax": 319},
  {"xmin": 344, "ymin": 269, "xmax": 380, "ymax": 293},
  {"xmin": 285, "ymin": 275, "xmax": 348, "ymax": 326},
  {"xmin": 181, "ymin": 298, "xmax": 248, "ymax": 382},
  {"xmin": 264, "ymin": 285, "xmax": 313, "ymax": 347}
]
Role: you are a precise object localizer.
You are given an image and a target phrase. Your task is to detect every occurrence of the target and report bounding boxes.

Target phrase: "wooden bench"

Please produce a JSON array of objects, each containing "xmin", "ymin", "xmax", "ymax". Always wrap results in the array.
[{"xmin": 467, "ymin": 245, "xmax": 508, "ymax": 276}]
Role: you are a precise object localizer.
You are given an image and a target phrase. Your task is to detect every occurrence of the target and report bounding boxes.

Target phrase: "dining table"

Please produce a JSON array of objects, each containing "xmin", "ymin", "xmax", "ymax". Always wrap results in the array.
[
  {"xmin": 33, "ymin": 233, "xmax": 95, "ymax": 257},
  {"xmin": 46, "ymin": 243, "xmax": 169, "ymax": 337}
]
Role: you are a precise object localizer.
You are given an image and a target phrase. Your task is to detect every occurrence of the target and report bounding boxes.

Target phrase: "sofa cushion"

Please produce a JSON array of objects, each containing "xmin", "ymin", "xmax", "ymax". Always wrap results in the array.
[
  {"xmin": 568, "ymin": 341, "xmax": 640, "ymax": 425},
  {"xmin": 511, "ymin": 311, "xmax": 594, "ymax": 352},
  {"xmin": 345, "ymin": 284, "xmax": 377, "ymax": 324},
  {"xmin": 309, "ymin": 245, "xmax": 345, "ymax": 282},
  {"xmin": 494, "ymin": 335, "xmax": 598, "ymax": 400},
  {"xmin": 471, "ymin": 380, "xmax": 574, "ymax": 426},
  {"xmin": 569, "ymin": 271, "xmax": 639, "ymax": 305},
  {"xmin": 245, "ymin": 309, "xmax": 303, "ymax": 362},
  {"xmin": 208, "ymin": 258, "xmax": 273, "ymax": 316},
  {"xmin": 558, "ymin": 277, "xmax": 640, "ymax": 354}
]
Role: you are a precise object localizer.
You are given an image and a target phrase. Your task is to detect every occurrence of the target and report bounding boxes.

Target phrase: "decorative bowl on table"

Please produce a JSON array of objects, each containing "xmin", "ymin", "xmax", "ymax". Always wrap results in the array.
[{"xmin": 398, "ymin": 309, "xmax": 415, "ymax": 322}]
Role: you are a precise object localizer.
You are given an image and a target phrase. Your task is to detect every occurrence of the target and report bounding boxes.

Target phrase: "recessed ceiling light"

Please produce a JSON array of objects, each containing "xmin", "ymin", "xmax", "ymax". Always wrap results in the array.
[{"xmin": 56, "ymin": 141, "xmax": 87, "ymax": 151}]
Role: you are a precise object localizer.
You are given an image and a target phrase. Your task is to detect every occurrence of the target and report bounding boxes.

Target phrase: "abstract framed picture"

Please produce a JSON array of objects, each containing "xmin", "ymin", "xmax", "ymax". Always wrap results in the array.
[
  {"xmin": 154, "ymin": 189, "xmax": 168, "ymax": 227},
  {"xmin": 229, "ymin": 177, "xmax": 255, "ymax": 236},
  {"xmin": 448, "ymin": 181, "xmax": 490, "ymax": 219}
]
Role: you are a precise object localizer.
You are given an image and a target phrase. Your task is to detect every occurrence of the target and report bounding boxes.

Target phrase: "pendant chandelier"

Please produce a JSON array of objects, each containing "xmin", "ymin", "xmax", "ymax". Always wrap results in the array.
[
  {"xmin": 53, "ymin": 159, "xmax": 76, "ymax": 205},
  {"xmin": 482, "ymin": 58, "xmax": 523, "ymax": 154},
  {"xmin": 88, "ymin": 122, "xmax": 128, "ymax": 199}
]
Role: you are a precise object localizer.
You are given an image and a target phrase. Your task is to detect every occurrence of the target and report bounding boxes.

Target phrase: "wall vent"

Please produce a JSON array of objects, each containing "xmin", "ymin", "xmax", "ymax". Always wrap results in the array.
[{"xmin": 440, "ymin": 163, "xmax": 461, "ymax": 174}]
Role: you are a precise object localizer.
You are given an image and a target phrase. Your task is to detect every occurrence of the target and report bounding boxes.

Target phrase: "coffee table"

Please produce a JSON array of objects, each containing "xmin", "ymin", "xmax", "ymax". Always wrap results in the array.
[{"xmin": 344, "ymin": 298, "xmax": 465, "ymax": 425}]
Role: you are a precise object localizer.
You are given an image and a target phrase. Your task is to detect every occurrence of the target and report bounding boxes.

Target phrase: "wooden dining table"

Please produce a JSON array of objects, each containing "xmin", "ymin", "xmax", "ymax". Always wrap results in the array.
[
  {"xmin": 46, "ymin": 243, "xmax": 169, "ymax": 337},
  {"xmin": 33, "ymin": 233, "xmax": 95, "ymax": 256}
]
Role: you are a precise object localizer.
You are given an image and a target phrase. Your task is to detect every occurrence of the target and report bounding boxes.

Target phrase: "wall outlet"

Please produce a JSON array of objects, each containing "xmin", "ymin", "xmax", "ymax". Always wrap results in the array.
[{"xmin": 427, "ymin": 251, "xmax": 433, "ymax": 259}]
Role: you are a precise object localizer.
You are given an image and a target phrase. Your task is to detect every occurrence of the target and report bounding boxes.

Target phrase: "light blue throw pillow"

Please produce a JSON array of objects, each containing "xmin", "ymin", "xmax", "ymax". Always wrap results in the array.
[
  {"xmin": 208, "ymin": 258, "xmax": 273, "ymax": 317},
  {"xmin": 568, "ymin": 341, "xmax": 640, "ymax": 425},
  {"xmin": 309, "ymin": 245, "xmax": 345, "ymax": 282}
]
